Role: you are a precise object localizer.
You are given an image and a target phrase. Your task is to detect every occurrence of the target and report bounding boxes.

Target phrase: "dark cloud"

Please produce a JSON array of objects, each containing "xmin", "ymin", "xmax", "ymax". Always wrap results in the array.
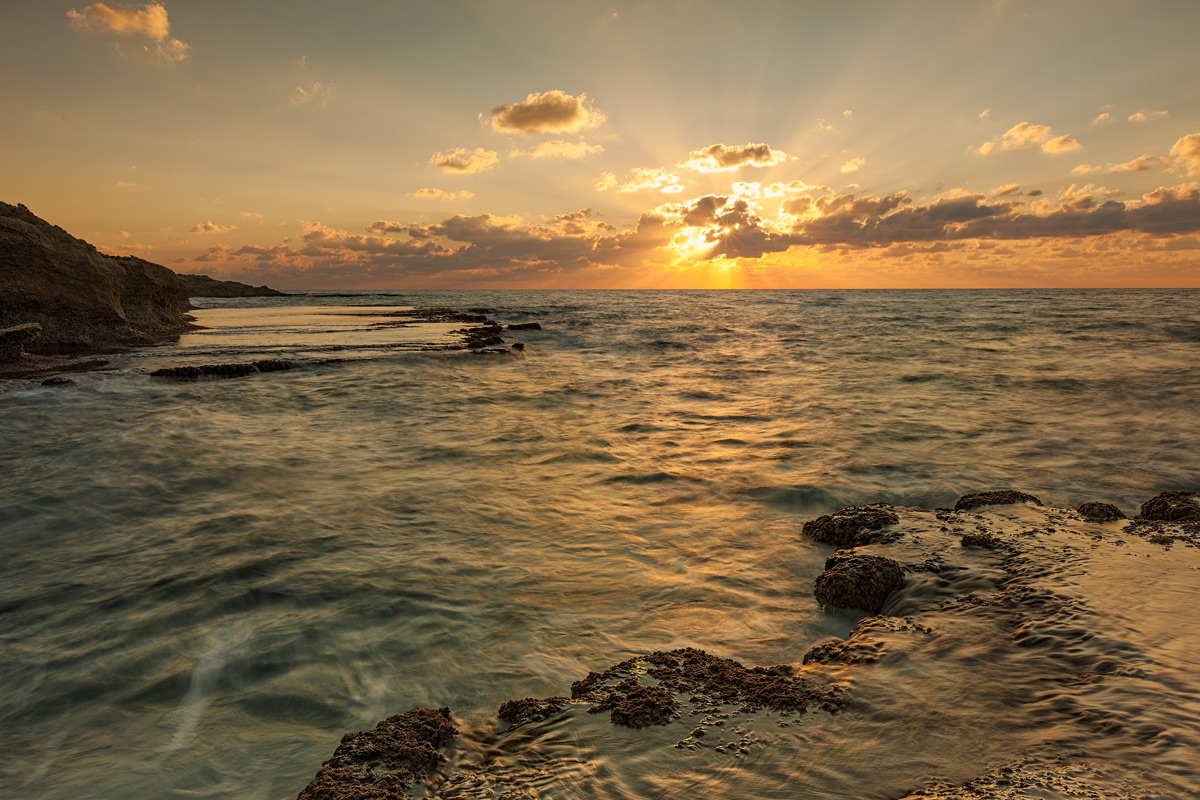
[{"xmin": 681, "ymin": 143, "xmax": 789, "ymax": 172}]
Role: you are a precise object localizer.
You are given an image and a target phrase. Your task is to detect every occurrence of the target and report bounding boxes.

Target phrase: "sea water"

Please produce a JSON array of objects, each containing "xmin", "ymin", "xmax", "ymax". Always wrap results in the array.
[{"xmin": 1, "ymin": 289, "xmax": 1198, "ymax": 798}]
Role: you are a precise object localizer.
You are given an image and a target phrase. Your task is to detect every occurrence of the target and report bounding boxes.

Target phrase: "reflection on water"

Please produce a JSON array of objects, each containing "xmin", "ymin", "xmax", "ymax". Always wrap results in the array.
[{"xmin": 0, "ymin": 289, "xmax": 1198, "ymax": 799}]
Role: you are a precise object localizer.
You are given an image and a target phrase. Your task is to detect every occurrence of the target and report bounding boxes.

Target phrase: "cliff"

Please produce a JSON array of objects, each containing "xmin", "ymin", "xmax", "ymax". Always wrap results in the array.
[
  {"xmin": 177, "ymin": 273, "xmax": 285, "ymax": 298},
  {"xmin": 0, "ymin": 202, "xmax": 192, "ymax": 350}
]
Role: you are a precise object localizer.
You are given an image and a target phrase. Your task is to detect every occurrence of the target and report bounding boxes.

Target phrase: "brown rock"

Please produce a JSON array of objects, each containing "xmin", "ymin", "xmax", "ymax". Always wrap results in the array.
[
  {"xmin": 1077, "ymin": 502, "xmax": 1127, "ymax": 522},
  {"xmin": 954, "ymin": 490, "xmax": 1042, "ymax": 512},
  {"xmin": 296, "ymin": 707, "xmax": 456, "ymax": 800},
  {"xmin": 1, "ymin": 202, "xmax": 192, "ymax": 347},
  {"xmin": 496, "ymin": 697, "xmax": 568, "ymax": 727},
  {"xmin": 176, "ymin": 273, "xmax": 283, "ymax": 297},
  {"xmin": 801, "ymin": 505, "xmax": 900, "ymax": 548},
  {"xmin": 1138, "ymin": 490, "xmax": 1200, "ymax": 522},
  {"xmin": 814, "ymin": 553, "xmax": 905, "ymax": 614},
  {"xmin": 0, "ymin": 322, "xmax": 41, "ymax": 360}
]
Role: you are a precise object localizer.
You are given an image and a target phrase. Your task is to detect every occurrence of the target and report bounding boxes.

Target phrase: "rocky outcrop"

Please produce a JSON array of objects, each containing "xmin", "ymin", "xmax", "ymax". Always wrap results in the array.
[
  {"xmin": 954, "ymin": 490, "xmax": 1042, "ymax": 512},
  {"xmin": 1138, "ymin": 490, "xmax": 1200, "ymax": 522},
  {"xmin": 150, "ymin": 359, "xmax": 296, "ymax": 378},
  {"xmin": 0, "ymin": 322, "xmax": 41, "ymax": 361},
  {"xmin": 1078, "ymin": 502, "xmax": 1126, "ymax": 522},
  {"xmin": 507, "ymin": 322, "xmax": 542, "ymax": 330},
  {"xmin": 0, "ymin": 202, "xmax": 192, "ymax": 349},
  {"xmin": 813, "ymin": 552, "xmax": 905, "ymax": 613},
  {"xmin": 801, "ymin": 505, "xmax": 901, "ymax": 548},
  {"xmin": 496, "ymin": 696, "xmax": 569, "ymax": 728},
  {"xmin": 176, "ymin": 273, "xmax": 284, "ymax": 297},
  {"xmin": 297, "ymin": 707, "xmax": 456, "ymax": 800}
]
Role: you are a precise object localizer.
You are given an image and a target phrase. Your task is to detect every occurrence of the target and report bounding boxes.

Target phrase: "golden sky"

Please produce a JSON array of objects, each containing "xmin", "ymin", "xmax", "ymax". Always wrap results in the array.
[{"xmin": 3, "ymin": 1, "xmax": 1199, "ymax": 288}]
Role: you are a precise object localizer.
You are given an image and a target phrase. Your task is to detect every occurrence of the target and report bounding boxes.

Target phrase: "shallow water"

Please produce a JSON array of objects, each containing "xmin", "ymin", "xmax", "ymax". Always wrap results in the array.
[{"xmin": 1, "ymin": 289, "xmax": 1198, "ymax": 799}]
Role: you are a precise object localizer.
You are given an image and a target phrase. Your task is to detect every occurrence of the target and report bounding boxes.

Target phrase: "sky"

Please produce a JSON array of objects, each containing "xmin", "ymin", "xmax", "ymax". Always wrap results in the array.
[{"xmin": 2, "ymin": 0, "xmax": 1199, "ymax": 289}]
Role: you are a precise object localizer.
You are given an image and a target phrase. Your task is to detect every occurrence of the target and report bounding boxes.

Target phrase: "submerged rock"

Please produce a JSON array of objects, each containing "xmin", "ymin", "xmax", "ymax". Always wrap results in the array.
[
  {"xmin": 496, "ymin": 696, "xmax": 569, "ymax": 727},
  {"xmin": 507, "ymin": 322, "xmax": 542, "ymax": 330},
  {"xmin": 571, "ymin": 647, "xmax": 836, "ymax": 724},
  {"xmin": 297, "ymin": 706, "xmax": 456, "ymax": 800},
  {"xmin": 150, "ymin": 359, "xmax": 296, "ymax": 378},
  {"xmin": 1077, "ymin": 502, "xmax": 1127, "ymax": 522},
  {"xmin": 814, "ymin": 552, "xmax": 905, "ymax": 614},
  {"xmin": 954, "ymin": 490, "xmax": 1042, "ymax": 512},
  {"xmin": 1138, "ymin": 490, "xmax": 1200, "ymax": 522},
  {"xmin": 801, "ymin": 505, "xmax": 901, "ymax": 548}
]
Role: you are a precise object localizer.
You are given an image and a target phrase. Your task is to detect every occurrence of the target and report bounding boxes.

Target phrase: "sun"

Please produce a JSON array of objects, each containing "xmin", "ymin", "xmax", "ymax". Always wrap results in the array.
[{"xmin": 670, "ymin": 226, "xmax": 717, "ymax": 262}]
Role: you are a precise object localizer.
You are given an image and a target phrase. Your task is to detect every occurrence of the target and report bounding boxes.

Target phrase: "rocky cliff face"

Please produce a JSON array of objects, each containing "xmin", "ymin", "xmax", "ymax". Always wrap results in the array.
[{"xmin": 0, "ymin": 202, "xmax": 193, "ymax": 349}]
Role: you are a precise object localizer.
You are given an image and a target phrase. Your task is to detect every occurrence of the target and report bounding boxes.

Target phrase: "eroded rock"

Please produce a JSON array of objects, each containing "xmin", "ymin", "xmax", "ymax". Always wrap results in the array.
[
  {"xmin": 496, "ymin": 696, "xmax": 569, "ymax": 727},
  {"xmin": 1138, "ymin": 490, "xmax": 1200, "ymax": 522},
  {"xmin": 954, "ymin": 490, "xmax": 1042, "ymax": 512},
  {"xmin": 1077, "ymin": 502, "xmax": 1126, "ymax": 522},
  {"xmin": 297, "ymin": 706, "xmax": 456, "ymax": 800},
  {"xmin": 150, "ymin": 359, "xmax": 296, "ymax": 378},
  {"xmin": 0, "ymin": 322, "xmax": 42, "ymax": 361},
  {"xmin": 814, "ymin": 553, "xmax": 905, "ymax": 614},
  {"xmin": 801, "ymin": 505, "xmax": 901, "ymax": 548}
]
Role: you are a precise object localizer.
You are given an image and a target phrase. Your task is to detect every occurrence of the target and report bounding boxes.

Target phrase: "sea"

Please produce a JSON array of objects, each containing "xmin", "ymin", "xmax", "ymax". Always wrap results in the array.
[{"xmin": 1, "ymin": 289, "xmax": 1198, "ymax": 799}]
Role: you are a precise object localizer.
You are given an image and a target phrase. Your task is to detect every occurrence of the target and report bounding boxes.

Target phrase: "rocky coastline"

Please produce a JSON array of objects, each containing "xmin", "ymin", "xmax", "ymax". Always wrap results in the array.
[
  {"xmin": 0, "ymin": 202, "xmax": 285, "ymax": 372},
  {"xmin": 296, "ymin": 489, "xmax": 1200, "ymax": 800}
]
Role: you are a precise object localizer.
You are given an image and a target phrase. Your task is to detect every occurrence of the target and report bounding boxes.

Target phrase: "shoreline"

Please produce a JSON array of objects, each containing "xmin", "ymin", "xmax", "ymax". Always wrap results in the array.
[{"xmin": 296, "ymin": 490, "xmax": 1200, "ymax": 799}]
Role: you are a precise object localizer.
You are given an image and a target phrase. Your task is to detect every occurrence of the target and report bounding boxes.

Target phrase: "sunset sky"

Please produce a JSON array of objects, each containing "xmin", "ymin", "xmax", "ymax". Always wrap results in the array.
[{"xmin": 3, "ymin": 0, "xmax": 1199, "ymax": 289}]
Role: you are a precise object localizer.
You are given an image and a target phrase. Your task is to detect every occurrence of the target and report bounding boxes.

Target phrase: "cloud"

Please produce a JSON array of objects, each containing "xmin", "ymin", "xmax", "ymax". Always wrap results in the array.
[
  {"xmin": 412, "ymin": 187, "xmax": 475, "ymax": 200},
  {"xmin": 594, "ymin": 172, "xmax": 618, "ymax": 192},
  {"xmin": 487, "ymin": 90, "xmax": 605, "ymax": 135},
  {"xmin": 681, "ymin": 142, "xmax": 790, "ymax": 173},
  {"xmin": 1128, "ymin": 110, "xmax": 1169, "ymax": 123},
  {"xmin": 1043, "ymin": 134, "xmax": 1081, "ymax": 153},
  {"xmin": 1074, "ymin": 154, "xmax": 1165, "ymax": 175},
  {"xmin": 430, "ymin": 147, "xmax": 499, "ymax": 174},
  {"xmin": 66, "ymin": 2, "xmax": 189, "ymax": 61},
  {"xmin": 292, "ymin": 82, "xmax": 335, "ymax": 108},
  {"xmin": 612, "ymin": 167, "xmax": 684, "ymax": 194},
  {"xmin": 992, "ymin": 184, "xmax": 1021, "ymax": 197},
  {"xmin": 510, "ymin": 140, "xmax": 604, "ymax": 159},
  {"xmin": 1093, "ymin": 112, "xmax": 1111, "ymax": 125},
  {"xmin": 977, "ymin": 122, "xmax": 1080, "ymax": 155},
  {"xmin": 241, "ymin": 211, "xmax": 264, "ymax": 224},
  {"xmin": 1170, "ymin": 133, "xmax": 1200, "ymax": 176},
  {"xmin": 843, "ymin": 109, "xmax": 854, "ymax": 119},
  {"xmin": 840, "ymin": 156, "xmax": 866, "ymax": 174},
  {"xmin": 979, "ymin": 109, "xmax": 991, "ymax": 120},
  {"xmin": 191, "ymin": 220, "xmax": 238, "ymax": 234}
]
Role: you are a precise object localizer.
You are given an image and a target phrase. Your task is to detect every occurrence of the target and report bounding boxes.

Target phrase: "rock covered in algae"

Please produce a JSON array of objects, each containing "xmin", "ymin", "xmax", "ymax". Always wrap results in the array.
[
  {"xmin": 150, "ymin": 359, "xmax": 296, "ymax": 378},
  {"xmin": 1138, "ymin": 490, "xmax": 1200, "ymax": 522},
  {"xmin": 1077, "ymin": 501, "xmax": 1127, "ymax": 522},
  {"xmin": 570, "ymin": 647, "xmax": 838, "ymax": 726},
  {"xmin": 296, "ymin": 706, "xmax": 456, "ymax": 800},
  {"xmin": 813, "ymin": 552, "xmax": 905, "ymax": 614},
  {"xmin": 953, "ymin": 490, "xmax": 1042, "ymax": 512},
  {"xmin": 801, "ymin": 504, "xmax": 901, "ymax": 548},
  {"xmin": 496, "ymin": 696, "xmax": 569, "ymax": 727}
]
